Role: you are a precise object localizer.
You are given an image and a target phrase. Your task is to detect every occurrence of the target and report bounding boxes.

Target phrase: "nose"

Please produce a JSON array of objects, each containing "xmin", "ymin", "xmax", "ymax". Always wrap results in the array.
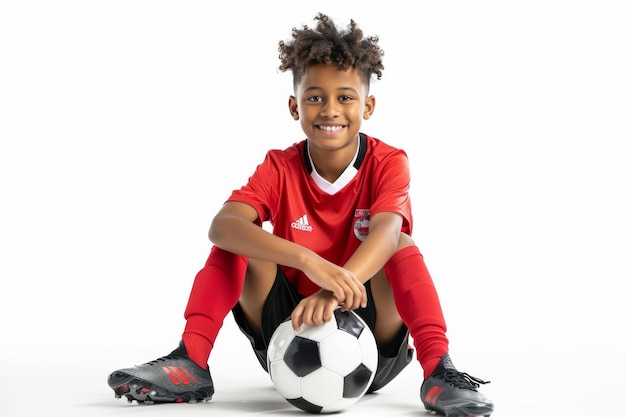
[{"xmin": 320, "ymin": 100, "xmax": 339, "ymax": 118}]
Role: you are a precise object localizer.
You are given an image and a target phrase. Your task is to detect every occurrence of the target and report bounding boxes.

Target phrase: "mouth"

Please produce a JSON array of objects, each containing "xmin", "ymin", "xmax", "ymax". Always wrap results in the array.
[{"xmin": 316, "ymin": 124, "xmax": 346, "ymax": 134}]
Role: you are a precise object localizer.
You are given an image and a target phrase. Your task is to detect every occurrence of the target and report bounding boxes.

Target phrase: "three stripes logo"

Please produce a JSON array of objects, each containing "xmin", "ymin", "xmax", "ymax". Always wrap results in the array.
[
  {"xmin": 291, "ymin": 214, "xmax": 313, "ymax": 232},
  {"xmin": 162, "ymin": 366, "xmax": 198, "ymax": 385}
]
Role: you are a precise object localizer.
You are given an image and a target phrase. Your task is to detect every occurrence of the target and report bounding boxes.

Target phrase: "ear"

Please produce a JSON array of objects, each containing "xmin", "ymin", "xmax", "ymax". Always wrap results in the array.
[
  {"xmin": 363, "ymin": 95, "xmax": 376, "ymax": 120},
  {"xmin": 288, "ymin": 96, "xmax": 299, "ymax": 120}
]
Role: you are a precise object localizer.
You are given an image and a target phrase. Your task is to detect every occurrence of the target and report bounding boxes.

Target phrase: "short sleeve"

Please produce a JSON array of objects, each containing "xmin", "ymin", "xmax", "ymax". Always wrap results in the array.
[
  {"xmin": 226, "ymin": 151, "xmax": 281, "ymax": 223},
  {"xmin": 370, "ymin": 150, "xmax": 412, "ymax": 233}
]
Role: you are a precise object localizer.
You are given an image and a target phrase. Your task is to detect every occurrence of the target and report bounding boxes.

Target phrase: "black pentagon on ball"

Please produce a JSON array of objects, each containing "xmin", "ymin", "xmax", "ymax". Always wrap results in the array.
[
  {"xmin": 343, "ymin": 363, "xmax": 373, "ymax": 398},
  {"xmin": 284, "ymin": 336, "xmax": 321, "ymax": 377},
  {"xmin": 334, "ymin": 309, "xmax": 365, "ymax": 338},
  {"xmin": 287, "ymin": 397, "xmax": 323, "ymax": 414}
]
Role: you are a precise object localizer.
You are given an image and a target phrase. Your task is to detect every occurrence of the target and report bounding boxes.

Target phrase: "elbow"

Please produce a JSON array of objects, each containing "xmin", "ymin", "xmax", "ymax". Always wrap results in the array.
[{"xmin": 208, "ymin": 217, "xmax": 224, "ymax": 245}]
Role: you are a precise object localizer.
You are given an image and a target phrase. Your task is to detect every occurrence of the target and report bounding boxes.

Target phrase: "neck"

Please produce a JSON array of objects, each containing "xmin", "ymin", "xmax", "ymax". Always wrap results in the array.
[{"xmin": 307, "ymin": 139, "xmax": 359, "ymax": 183}]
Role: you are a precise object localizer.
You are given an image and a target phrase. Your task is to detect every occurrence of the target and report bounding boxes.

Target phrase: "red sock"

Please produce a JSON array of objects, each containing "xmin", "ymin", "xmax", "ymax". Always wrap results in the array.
[
  {"xmin": 182, "ymin": 246, "xmax": 247, "ymax": 369},
  {"xmin": 384, "ymin": 246, "xmax": 449, "ymax": 378}
]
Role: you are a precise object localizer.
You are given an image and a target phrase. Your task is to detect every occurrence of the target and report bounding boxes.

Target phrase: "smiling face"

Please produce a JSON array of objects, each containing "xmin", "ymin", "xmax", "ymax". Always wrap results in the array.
[{"xmin": 289, "ymin": 64, "xmax": 375, "ymax": 162}]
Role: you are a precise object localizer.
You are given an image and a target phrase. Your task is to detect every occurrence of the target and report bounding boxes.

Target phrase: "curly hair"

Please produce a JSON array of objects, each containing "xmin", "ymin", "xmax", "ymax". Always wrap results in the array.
[{"xmin": 278, "ymin": 13, "xmax": 384, "ymax": 90}]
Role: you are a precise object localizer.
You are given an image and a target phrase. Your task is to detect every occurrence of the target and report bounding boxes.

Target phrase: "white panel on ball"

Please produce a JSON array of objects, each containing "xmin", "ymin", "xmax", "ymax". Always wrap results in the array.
[
  {"xmin": 269, "ymin": 360, "xmax": 302, "ymax": 399},
  {"xmin": 300, "ymin": 367, "xmax": 344, "ymax": 406},
  {"xmin": 319, "ymin": 330, "xmax": 362, "ymax": 376}
]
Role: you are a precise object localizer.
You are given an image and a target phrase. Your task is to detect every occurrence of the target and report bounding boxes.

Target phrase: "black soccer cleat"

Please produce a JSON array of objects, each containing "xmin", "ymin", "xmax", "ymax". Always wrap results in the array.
[
  {"xmin": 108, "ymin": 341, "xmax": 214, "ymax": 404},
  {"xmin": 420, "ymin": 354, "xmax": 494, "ymax": 417}
]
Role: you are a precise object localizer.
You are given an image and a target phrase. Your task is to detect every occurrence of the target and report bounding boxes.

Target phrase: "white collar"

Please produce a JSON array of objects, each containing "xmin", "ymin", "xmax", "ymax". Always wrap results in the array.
[{"xmin": 307, "ymin": 139, "xmax": 360, "ymax": 195}]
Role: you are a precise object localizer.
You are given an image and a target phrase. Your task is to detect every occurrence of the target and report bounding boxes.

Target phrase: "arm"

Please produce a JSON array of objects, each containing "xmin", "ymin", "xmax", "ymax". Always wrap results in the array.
[
  {"xmin": 343, "ymin": 211, "xmax": 403, "ymax": 284},
  {"xmin": 209, "ymin": 201, "xmax": 367, "ymax": 309},
  {"xmin": 290, "ymin": 211, "xmax": 403, "ymax": 329},
  {"xmin": 209, "ymin": 201, "xmax": 311, "ymax": 270}
]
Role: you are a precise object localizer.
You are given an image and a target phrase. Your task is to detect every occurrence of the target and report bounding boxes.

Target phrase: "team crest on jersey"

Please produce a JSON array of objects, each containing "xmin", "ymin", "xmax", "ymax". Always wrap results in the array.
[{"xmin": 353, "ymin": 209, "xmax": 370, "ymax": 241}]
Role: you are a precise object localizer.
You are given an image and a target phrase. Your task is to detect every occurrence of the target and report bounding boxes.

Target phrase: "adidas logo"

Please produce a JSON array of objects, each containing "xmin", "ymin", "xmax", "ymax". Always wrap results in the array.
[
  {"xmin": 291, "ymin": 214, "xmax": 313, "ymax": 232},
  {"xmin": 161, "ymin": 366, "xmax": 198, "ymax": 385}
]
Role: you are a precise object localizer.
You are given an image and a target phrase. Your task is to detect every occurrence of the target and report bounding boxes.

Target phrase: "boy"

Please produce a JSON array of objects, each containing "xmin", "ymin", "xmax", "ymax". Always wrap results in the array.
[{"xmin": 108, "ymin": 13, "xmax": 494, "ymax": 417}]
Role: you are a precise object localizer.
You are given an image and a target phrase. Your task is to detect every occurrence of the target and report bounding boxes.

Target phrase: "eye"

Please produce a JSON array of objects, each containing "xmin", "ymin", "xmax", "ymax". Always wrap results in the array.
[
  {"xmin": 306, "ymin": 95, "xmax": 323, "ymax": 102},
  {"xmin": 338, "ymin": 95, "xmax": 353, "ymax": 102}
]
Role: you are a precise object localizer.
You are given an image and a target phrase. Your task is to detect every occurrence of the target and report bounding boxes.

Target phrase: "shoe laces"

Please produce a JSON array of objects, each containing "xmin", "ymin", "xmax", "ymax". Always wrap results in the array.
[
  {"xmin": 434, "ymin": 369, "xmax": 491, "ymax": 391},
  {"xmin": 144, "ymin": 344, "xmax": 187, "ymax": 366},
  {"xmin": 145, "ymin": 353, "xmax": 183, "ymax": 366}
]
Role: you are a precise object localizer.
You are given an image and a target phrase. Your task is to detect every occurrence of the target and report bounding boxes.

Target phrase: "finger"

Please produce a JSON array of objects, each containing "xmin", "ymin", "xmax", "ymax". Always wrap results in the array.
[
  {"xmin": 291, "ymin": 305, "xmax": 304, "ymax": 331},
  {"xmin": 358, "ymin": 281, "xmax": 367, "ymax": 308},
  {"xmin": 331, "ymin": 284, "xmax": 346, "ymax": 305},
  {"xmin": 347, "ymin": 284, "xmax": 366, "ymax": 310},
  {"xmin": 343, "ymin": 278, "xmax": 364, "ymax": 310},
  {"xmin": 312, "ymin": 305, "xmax": 326, "ymax": 326},
  {"xmin": 292, "ymin": 315, "xmax": 302, "ymax": 332},
  {"xmin": 323, "ymin": 305, "xmax": 333, "ymax": 323},
  {"xmin": 301, "ymin": 303, "xmax": 315, "ymax": 328},
  {"xmin": 342, "ymin": 282, "xmax": 355, "ymax": 311}
]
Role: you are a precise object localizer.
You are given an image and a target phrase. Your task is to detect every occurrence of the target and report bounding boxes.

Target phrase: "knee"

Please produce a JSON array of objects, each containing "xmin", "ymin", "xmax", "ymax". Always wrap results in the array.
[
  {"xmin": 243, "ymin": 259, "xmax": 278, "ymax": 288},
  {"xmin": 398, "ymin": 232, "xmax": 416, "ymax": 250},
  {"xmin": 246, "ymin": 258, "xmax": 275, "ymax": 274}
]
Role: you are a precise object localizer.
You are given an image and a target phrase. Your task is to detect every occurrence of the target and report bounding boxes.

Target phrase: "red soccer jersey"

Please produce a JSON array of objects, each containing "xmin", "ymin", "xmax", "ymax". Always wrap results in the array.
[{"xmin": 227, "ymin": 133, "xmax": 413, "ymax": 296}]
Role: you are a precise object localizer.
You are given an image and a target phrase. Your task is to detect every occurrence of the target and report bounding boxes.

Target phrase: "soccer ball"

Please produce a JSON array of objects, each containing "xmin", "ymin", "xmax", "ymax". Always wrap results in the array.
[{"xmin": 267, "ymin": 309, "xmax": 378, "ymax": 413}]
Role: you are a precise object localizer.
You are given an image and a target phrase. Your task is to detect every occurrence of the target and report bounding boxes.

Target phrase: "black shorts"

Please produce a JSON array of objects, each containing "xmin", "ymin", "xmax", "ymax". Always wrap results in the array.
[{"xmin": 231, "ymin": 266, "xmax": 413, "ymax": 393}]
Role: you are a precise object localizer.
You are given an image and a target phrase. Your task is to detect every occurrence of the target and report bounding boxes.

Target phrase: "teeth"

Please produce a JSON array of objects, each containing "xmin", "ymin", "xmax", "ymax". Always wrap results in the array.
[{"xmin": 319, "ymin": 125, "xmax": 342, "ymax": 132}]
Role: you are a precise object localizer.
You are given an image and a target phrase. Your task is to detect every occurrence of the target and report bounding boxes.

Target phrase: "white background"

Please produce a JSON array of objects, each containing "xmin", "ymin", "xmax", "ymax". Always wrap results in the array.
[{"xmin": 1, "ymin": 1, "xmax": 625, "ymax": 416}]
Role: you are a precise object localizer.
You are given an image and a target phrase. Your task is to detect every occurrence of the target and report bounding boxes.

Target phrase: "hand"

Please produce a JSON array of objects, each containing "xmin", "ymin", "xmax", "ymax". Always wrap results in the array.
[
  {"xmin": 290, "ymin": 290, "xmax": 340, "ymax": 332},
  {"xmin": 300, "ymin": 256, "xmax": 367, "ymax": 312}
]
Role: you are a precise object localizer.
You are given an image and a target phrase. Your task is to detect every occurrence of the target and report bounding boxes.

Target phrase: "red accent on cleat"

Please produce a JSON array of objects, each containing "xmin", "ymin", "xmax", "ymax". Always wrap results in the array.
[
  {"xmin": 425, "ymin": 386, "xmax": 444, "ymax": 404},
  {"xmin": 180, "ymin": 366, "xmax": 198, "ymax": 383},
  {"xmin": 162, "ymin": 366, "xmax": 199, "ymax": 385}
]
